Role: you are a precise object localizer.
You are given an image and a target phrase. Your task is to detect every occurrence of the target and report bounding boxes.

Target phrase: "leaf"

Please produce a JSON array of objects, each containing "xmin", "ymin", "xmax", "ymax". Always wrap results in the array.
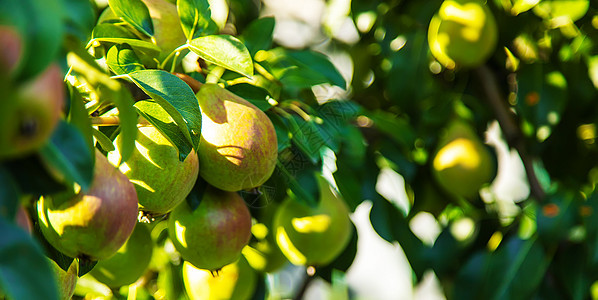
[
  {"xmin": 188, "ymin": 35, "xmax": 254, "ymax": 78},
  {"xmin": 108, "ymin": 0, "xmax": 154, "ymax": 37},
  {"xmin": 3, "ymin": 155, "xmax": 67, "ymax": 195},
  {"xmin": 63, "ymin": 0, "xmax": 96, "ymax": 42},
  {"xmin": 369, "ymin": 193, "xmax": 427, "ymax": 278},
  {"xmin": 185, "ymin": 177, "xmax": 209, "ymax": 211},
  {"xmin": 275, "ymin": 161, "xmax": 319, "ymax": 208},
  {"xmin": 66, "ymin": 85, "xmax": 94, "ymax": 152},
  {"xmin": 287, "ymin": 51, "xmax": 346, "ymax": 89},
  {"xmin": 227, "ymin": 83, "xmax": 273, "ymax": 111},
  {"xmin": 177, "ymin": 0, "xmax": 218, "ymax": 40},
  {"xmin": 39, "ymin": 121, "xmax": 94, "ymax": 195},
  {"xmin": 106, "ymin": 43, "xmax": 146, "ymax": 75},
  {"xmin": 366, "ymin": 110, "xmax": 416, "ymax": 149},
  {"xmin": 134, "ymin": 100, "xmax": 193, "ymax": 161},
  {"xmin": 240, "ymin": 17, "xmax": 275, "ymax": 56},
  {"xmin": 128, "ymin": 70, "xmax": 202, "ymax": 150},
  {"xmin": 0, "ymin": 218, "xmax": 60, "ymax": 300},
  {"xmin": 91, "ymin": 23, "xmax": 161, "ymax": 54},
  {"xmin": 92, "ymin": 128, "xmax": 115, "ymax": 152},
  {"xmin": 0, "ymin": 167, "xmax": 19, "ymax": 221},
  {"xmin": 15, "ymin": 0, "xmax": 64, "ymax": 81}
]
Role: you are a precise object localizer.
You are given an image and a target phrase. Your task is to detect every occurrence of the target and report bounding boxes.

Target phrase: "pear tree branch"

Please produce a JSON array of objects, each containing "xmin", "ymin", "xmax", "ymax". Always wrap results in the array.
[{"xmin": 474, "ymin": 65, "xmax": 546, "ymax": 202}]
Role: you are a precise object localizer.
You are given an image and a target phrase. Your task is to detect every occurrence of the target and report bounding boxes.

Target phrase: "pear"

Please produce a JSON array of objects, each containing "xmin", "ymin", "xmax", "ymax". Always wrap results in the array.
[
  {"xmin": 108, "ymin": 124, "xmax": 199, "ymax": 215},
  {"xmin": 183, "ymin": 255, "xmax": 257, "ymax": 300},
  {"xmin": 168, "ymin": 184, "xmax": 252, "ymax": 271},
  {"xmin": 141, "ymin": 0, "xmax": 187, "ymax": 61},
  {"xmin": 89, "ymin": 223, "xmax": 153, "ymax": 287},
  {"xmin": 37, "ymin": 149, "xmax": 139, "ymax": 260},
  {"xmin": 273, "ymin": 176, "xmax": 353, "ymax": 266},
  {"xmin": 431, "ymin": 120, "xmax": 496, "ymax": 198},
  {"xmin": 428, "ymin": 0, "xmax": 498, "ymax": 69},
  {"xmin": 196, "ymin": 84, "xmax": 278, "ymax": 192},
  {"xmin": 0, "ymin": 64, "xmax": 64, "ymax": 159}
]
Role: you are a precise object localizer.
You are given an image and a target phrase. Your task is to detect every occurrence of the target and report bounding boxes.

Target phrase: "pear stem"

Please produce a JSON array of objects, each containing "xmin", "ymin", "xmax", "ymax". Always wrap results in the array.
[
  {"xmin": 474, "ymin": 65, "xmax": 546, "ymax": 201},
  {"xmin": 159, "ymin": 44, "xmax": 189, "ymax": 70},
  {"xmin": 206, "ymin": 66, "xmax": 225, "ymax": 84}
]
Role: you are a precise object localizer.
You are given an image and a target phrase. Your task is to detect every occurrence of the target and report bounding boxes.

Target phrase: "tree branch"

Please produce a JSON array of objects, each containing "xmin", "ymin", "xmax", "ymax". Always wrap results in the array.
[{"xmin": 474, "ymin": 65, "xmax": 546, "ymax": 201}]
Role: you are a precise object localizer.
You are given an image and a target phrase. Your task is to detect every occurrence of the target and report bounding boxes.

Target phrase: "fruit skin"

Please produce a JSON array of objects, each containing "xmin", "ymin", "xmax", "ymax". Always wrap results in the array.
[
  {"xmin": 242, "ymin": 202, "xmax": 288, "ymax": 273},
  {"xmin": 0, "ymin": 63, "xmax": 64, "ymax": 159},
  {"xmin": 183, "ymin": 255, "xmax": 257, "ymax": 300},
  {"xmin": 273, "ymin": 176, "xmax": 353, "ymax": 266},
  {"xmin": 428, "ymin": 0, "xmax": 498, "ymax": 69},
  {"xmin": 431, "ymin": 120, "xmax": 496, "ymax": 198},
  {"xmin": 0, "ymin": 25, "xmax": 23, "ymax": 75},
  {"xmin": 37, "ymin": 149, "xmax": 139, "ymax": 260},
  {"xmin": 168, "ymin": 185, "xmax": 252, "ymax": 271},
  {"xmin": 141, "ymin": 0, "xmax": 187, "ymax": 61},
  {"xmin": 49, "ymin": 259, "xmax": 78, "ymax": 300},
  {"xmin": 108, "ymin": 125, "xmax": 199, "ymax": 215},
  {"xmin": 196, "ymin": 84, "xmax": 278, "ymax": 192},
  {"xmin": 89, "ymin": 223, "xmax": 153, "ymax": 288}
]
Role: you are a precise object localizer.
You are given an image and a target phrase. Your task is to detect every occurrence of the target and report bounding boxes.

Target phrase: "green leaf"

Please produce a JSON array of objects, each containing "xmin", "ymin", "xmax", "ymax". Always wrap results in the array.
[
  {"xmin": 366, "ymin": 110, "xmax": 416, "ymax": 149},
  {"xmin": 108, "ymin": 0, "xmax": 154, "ymax": 37},
  {"xmin": 275, "ymin": 161, "xmax": 319, "ymax": 208},
  {"xmin": 91, "ymin": 23, "xmax": 161, "ymax": 54},
  {"xmin": 106, "ymin": 43, "xmax": 146, "ymax": 75},
  {"xmin": 39, "ymin": 121, "xmax": 94, "ymax": 194},
  {"xmin": 188, "ymin": 35, "xmax": 254, "ymax": 78},
  {"xmin": 63, "ymin": 0, "xmax": 96, "ymax": 42},
  {"xmin": 13, "ymin": 0, "xmax": 64, "ymax": 81},
  {"xmin": 3, "ymin": 155, "xmax": 67, "ymax": 196},
  {"xmin": 227, "ymin": 83, "xmax": 273, "ymax": 111},
  {"xmin": 287, "ymin": 51, "xmax": 346, "ymax": 89},
  {"xmin": 128, "ymin": 70, "xmax": 202, "ymax": 150},
  {"xmin": 0, "ymin": 217, "xmax": 60, "ymax": 300},
  {"xmin": 177, "ymin": 0, "xmax": 218, "ymax": 40},
  {"xmin": 66, "ymin": 85, "xmax": 94, "ymax": 152},
  {"xmin": 240, "ymin": 17, "xmax": 275, "ymax": 56},
  {"xmin": 92, "ymin": 128, "xmax": 115, "ymax": 152},
  {"xmin": 369, "ymin": 194, "xmax": 427, "ymax": 278},
  {"xmin": 0, "ymin": 167, "xmax": 19, "ymax": 221},
  {"xmin": 134, "ymin": 100, "xmax": 193, "ymax": 161},
  {"xmin": 536, "ymin": 190, "xmax": 578, "ymax": 244}
]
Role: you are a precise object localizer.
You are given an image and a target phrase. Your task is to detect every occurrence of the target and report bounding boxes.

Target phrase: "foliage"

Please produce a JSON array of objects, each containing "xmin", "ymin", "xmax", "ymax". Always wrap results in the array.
[{"xmin": 1, "ymin": 0, "xmax": 598, "ymax": 299}]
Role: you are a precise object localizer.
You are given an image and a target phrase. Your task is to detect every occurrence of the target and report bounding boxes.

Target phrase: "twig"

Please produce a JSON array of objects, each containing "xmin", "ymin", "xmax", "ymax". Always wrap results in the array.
[
  {"xmin": 91, "ymin": 116, "xmax": 150, "ymax": 127},
  {"xmin": 474, "ymin": 65, "xmax": 546, "ymax": 201}
]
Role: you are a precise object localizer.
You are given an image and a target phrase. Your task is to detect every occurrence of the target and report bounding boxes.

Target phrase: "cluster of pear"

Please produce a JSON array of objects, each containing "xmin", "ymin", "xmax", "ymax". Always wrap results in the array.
[{"xmin": 16, "ymin": 0, "xmax": 357, "ymax": 298}]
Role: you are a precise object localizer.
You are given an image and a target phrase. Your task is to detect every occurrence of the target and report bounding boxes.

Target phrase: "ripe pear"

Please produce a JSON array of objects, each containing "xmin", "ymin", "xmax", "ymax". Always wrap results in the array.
[
  {"xmin": 108, "ymin": 124, "xmax": 199, "ymax": 215},
  {"xmin": 183, "ymin": 255, "xmax": 257, "ymax": 300},
  {"xmin": 89, "ymin": 223, "xmax": 153, "ymax": 287},
  {"xmin": 141, "ymin": 0, "xmax": 187, "ymax": 61},
  {"xmin": 0, "ymin": 64, "xmax": 64, "ymax": 159},
  {"xmin": 196, "ymin": 84, "xmax": 278, "ymax": 192},
  {"xmin": 428, "ymin": 0, "xmax": 498, "ymax": 69},
  {"xmin": 168, "ymin": 185, "xmax": 252, "ymax": 271},
  {"xmin": 49, "ymin": 259, "xmax": 78, "ymax": 300},
  {"xmin": 37, "ymin": 149, "xmax": 139, "ymax": 260},
  {"xmin": 431, "ymin": 120, "xmax": 496, "ymax": 198},
  {"xmin": 273, "ymin": 176, "xmax": 353, "ymax": 266}
]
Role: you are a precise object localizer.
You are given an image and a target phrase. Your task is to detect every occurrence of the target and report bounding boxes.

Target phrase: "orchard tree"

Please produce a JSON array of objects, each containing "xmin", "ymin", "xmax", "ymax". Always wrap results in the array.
[{"xmin": 0, "ymin": 0, "xmax": 598, "ymax": 299}]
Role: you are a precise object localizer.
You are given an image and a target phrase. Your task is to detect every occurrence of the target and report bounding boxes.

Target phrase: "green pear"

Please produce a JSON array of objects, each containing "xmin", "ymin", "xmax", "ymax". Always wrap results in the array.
[
  {"xmin": 183, "ymin": 255, "xmax": 257, "ymax": 300},
  {"xmin": 108, "ymin": 124, "xmax": 199, "ymax": 215},
  {"xmin": 428, "ymin": 0, "xmax": 498, "ymax": 69},
  {"xmin": 37, "ymin": 149, "xmax": 139, "ymax": 260},
  {"xmin": 0, "ymin": 64, "xmax": 64, "ymax": 159},
  {"xmin": 89, "ymin": 223, "xmax": 153, "ymax": 288},
  {"xmin": 196, "ymin": 84, "xmax": 278, "ymax": 192},
  {"xmin": 273, "ymin": 176, "xmax": 353, "ymax": 266},
  {"xmin": 49, "ymin": 259, "xmax": 78, "ymax": 300},
  {"xmin": 168, "ymin": 184, "xmax": 252, "ymax": 271},
  {"xmin": 141, "ymin": 0, "xmax": 187, "ymax": 61},
  {"xmin": 242, "ymin": 201, "xmax": 289, "ymax": 273},
  {"xmin": 431, "ymin": 120, "xmax": 496, "ymax": 198}
]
